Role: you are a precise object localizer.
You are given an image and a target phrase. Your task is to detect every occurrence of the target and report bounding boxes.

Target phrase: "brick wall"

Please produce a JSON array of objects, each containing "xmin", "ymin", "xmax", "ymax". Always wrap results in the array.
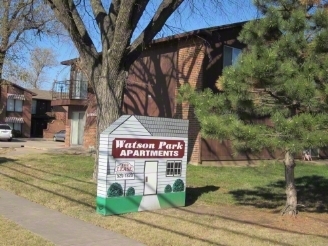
[
  {"xmin": 83, "ymin": 127, "xmax": 97, "ymax": 149},
  {"xmin": 174, "ymin": 39, "xmax": 205, "ymax": 164},
  {"xmin": 83, "ymin": 93, "xmax": 97, "ymax": 149},
  {"xmin": 1, "ymin": 84, "xmax": 32, "ymax": 137},
  {"xmin": 65, "ymin": 124, "xmax": 71, "ymax": 147},
  {"xmin": 43, "ymin": 106, "xmax": 67, "ymax": 138},
  {"xmin": 61, "ymin": 94, "xmax": 96, "ymax": 149},
  {"xmin": 22, "ymin": 90, "xmax": 32, "ymax": 137}
]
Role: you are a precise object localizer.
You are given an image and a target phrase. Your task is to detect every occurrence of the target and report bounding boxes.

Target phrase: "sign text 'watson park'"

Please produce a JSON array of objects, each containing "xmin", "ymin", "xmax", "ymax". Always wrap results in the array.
[{"xmin": 112, "ymin": 138, "xmax": 185, "ymax": 158}]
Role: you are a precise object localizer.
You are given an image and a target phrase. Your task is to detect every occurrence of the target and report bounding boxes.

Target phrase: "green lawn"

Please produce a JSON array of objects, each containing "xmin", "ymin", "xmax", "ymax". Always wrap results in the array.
[
  {"xmin": 0, "ymin": 154, "xmax": 327, "ymax": 246},
  {"xmin": 187, "ymin": 161, "xmax": 328, "ymax": 212}
]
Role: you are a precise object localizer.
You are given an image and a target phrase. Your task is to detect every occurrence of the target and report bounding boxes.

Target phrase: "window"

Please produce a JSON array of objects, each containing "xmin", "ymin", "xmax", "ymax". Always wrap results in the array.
[
  {"xmin": 76, "ymin": 70, "xmax": 87, "ymax": 81},
  {"xmin": 223, "ymin": 45, "xmax": 242, "ymax": 68},
  {"xmin": 166, "ymin": 161, "xmax": 182, "ymax": 177},
  {"xmin": 72, "ymin": 70, "xmax": 88, "ymax": 99},
  {"xmin": 7, "ymin": 123, "xmax": 22, "ymax": 132},
  {"xmin": 31, "ymin": 100, "xmax": 37, "ymax": 114},
  {"xmin": 7, "ymin": 98, "xmax": 23, "ymax": 112}
]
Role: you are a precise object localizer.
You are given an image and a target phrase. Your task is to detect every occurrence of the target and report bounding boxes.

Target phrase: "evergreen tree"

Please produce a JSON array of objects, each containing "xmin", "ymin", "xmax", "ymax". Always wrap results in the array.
[{"xmin": 179, "ymin": 0, "xmax": 328, "ymax": 215}]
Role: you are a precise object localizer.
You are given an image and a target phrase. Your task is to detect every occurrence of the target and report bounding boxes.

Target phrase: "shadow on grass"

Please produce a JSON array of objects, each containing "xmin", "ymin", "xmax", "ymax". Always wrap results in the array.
[
  {"xmin": 186, "ymin": 185, "xmax": 220, "ymax": 206},
  {"xmin": 0, "ymin": 171, "xmax": 326, "ymax": 245},
  {"xmin": 230, "ymin": 175, "xmax": 328, "ymax": 213},
  {"xmin": 1, "ymin": 165, "xmax": 95, "ymax": 197},
  {"xmin": 0, "ymin": 157, "xmax": 16, "ymax": 164},
  {"xmin": 0, "ymin": 172, "xmax": 95, "ymax": 210},
  {"xmin": 13, "ymin": 158, "xmax": 95, "ymax": 185}
]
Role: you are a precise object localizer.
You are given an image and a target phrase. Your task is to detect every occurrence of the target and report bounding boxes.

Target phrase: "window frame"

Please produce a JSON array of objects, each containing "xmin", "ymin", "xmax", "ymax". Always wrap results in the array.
[
  {"xmin": 223, "ymin": 45, "xmax": 242, "ymax": 68},
  {"xmin": 166, "ymin": 160, "xmax": 182, "ymax": 177},
  {"xmin": 7, "ymin": 123, "xmax": 22, "ymax": 132},
  {"xmin": 6, "ymin": 98, "xmax": 23, "ymax": 112},
  {"xmin": 31, "ymin": 100, "xmax": 37, "ymax": 114}
]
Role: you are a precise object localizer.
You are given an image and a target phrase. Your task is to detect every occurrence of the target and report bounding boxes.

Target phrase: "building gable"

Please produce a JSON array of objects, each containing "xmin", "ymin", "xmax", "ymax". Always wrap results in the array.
[
  {"xmin": 101, "ymin": 115, "xmax": 189, "ymax": 139},
  {"xmin": 134, "ymin": 115, "xmax": 188, "ymax": 138},
  {"xmin": 101, "ymin": 115, "xmax": 151, "ymax": 137}
]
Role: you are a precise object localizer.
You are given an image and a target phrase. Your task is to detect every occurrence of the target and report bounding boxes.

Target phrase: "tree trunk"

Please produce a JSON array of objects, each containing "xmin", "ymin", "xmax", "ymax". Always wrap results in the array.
[
  {"xmin": 282, "ymin": 151, "xmax": 297, "ymax": 216},
  {"xmin": 0, "ymin": 52, "xmax": 5, "ymax": 81},
  {"xmin": 92, "ymin": 67, "xmax": 126, "ymax": 181}
]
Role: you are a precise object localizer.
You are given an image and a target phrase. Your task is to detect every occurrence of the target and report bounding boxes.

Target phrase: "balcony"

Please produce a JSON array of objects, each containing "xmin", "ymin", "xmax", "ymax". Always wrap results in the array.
[{"xmin": 51, "ymin": 80, "xmax": 88, "ymax": 106}]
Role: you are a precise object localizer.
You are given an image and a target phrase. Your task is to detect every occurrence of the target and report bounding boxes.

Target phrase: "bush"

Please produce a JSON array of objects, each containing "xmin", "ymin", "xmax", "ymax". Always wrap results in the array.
[
  {"xmin": 173, "ymin": 179, "xmax": 184, "ymax": 192},
  {"xmin": 12, "ymin": 130, "xmax": 22, "ymax": 137},
  {"xmin": 164, "ymin": 184, "xmax": 172, "ymax": 193},
  {"xmin": 126, "ymin": 187, "xmax": 135, "ymax": 196},
  {"xmin": 107, "ymin": 182, "xmax": 123, "ymax": 197}
]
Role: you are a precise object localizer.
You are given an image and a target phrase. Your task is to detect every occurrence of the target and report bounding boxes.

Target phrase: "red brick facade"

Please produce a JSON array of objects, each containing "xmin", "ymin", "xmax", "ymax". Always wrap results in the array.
[
  {"xmin": 61, "ymin": 92, "xmax": 97, "ymax": 149},
  {"xmin": 174, "ymin": 40, "xmax": 205, "ymax": 164},
  {"xmin": 83, "ymin": 93, "xmax": 97, "ymax": 148},
  {"xmin": 58, "ymin": 22, "xmax": 246, "ymax": 164},
  {"xmin": 0, "ymin": 83, "xmax": 34, "ymax": 137},
  {"xmin": 76, "ymin": 39, "xmax": 206, "ymax": 162},
  {"xmin": 65, "ymin": 124, "xmax": 71, "ymax": 147},
  {"xmin": 43, "ymin": 106, "xmax": 67, "ymax": 138}
]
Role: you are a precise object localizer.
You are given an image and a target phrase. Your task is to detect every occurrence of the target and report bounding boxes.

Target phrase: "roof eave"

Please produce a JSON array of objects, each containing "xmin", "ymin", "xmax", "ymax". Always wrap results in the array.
[
  {"xmin": 60, "ymin": 20, "xmax": 249, "ymax": 65},
  {"xmin": 1, "ymin": 79, "xmax": 37, "ymax": 96}
]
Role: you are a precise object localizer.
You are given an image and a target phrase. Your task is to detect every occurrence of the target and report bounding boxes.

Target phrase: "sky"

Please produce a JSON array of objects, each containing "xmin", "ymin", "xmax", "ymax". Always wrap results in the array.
[{"xmin": 32, "ymin": 0, "xmax": 259, "ymax": 90}]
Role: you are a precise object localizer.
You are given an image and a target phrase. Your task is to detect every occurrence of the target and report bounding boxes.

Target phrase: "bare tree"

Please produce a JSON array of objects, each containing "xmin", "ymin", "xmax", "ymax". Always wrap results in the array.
[
  {"xmin": 0, "ymin": 0, "xmax": 64, "ymax": 81},
  {"xmin": 46, "ymin": 0, "xmax": 250, "ymax": 179},
  {"xmin": 20, "ymin": 47, "xmax": 58, "ymax": 89}
]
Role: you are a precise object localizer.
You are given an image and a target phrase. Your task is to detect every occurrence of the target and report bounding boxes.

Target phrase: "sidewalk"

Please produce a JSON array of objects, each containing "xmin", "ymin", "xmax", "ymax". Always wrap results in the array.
[{"xmin": 0, "ymin": 189, "xmax": 145, "ymax": 246}]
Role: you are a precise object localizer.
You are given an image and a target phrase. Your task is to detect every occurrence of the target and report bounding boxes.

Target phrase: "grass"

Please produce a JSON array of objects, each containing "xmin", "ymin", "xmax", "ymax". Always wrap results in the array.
[
  {"xmin": 187, "ymin": 161, "xmax": 328, "ymax": 212},
  {"xmin": 0, "ymin": 215, "xmax": 54, "ymax": 246},
  {"xmin": 0, "ymin": 154, "xmax": 328, "ymax": 246}
]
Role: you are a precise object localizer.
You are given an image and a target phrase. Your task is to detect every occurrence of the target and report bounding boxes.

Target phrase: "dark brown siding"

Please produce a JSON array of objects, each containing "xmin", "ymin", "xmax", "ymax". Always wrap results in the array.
[
  {"xmin": 123, "ymin": 43, "xmax": 178, "ymax": 117},
  {"xmin": 200, "ymin": 26, "xmax": 255, "ymax": 162},
  {"xmin": 201, "ymin": 138, "xmax": 284, "ymax": 161},
  {"xmin": 203, "ymin": 26, "xmax": 245, "ymax": 91}
]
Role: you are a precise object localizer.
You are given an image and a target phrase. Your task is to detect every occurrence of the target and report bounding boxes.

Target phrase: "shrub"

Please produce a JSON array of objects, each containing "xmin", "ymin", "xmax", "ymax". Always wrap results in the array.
[
  {"xmin": 12, "ymin": 130, "xmax": 22, "ymax": 137},
  {"xmin": 164, "ymin": 184, "xmax": 172, "ymax": 193},
  {"xmin": 126, "ymin": 187, "xmax": 135, "ymax": 196},
  {"xmin": 107, "ymin": 182, "xmax": 123, "ymax": 197},
  {"xmin": 173, "ymin": 179, "xmax": 184, "ymax": 192}
]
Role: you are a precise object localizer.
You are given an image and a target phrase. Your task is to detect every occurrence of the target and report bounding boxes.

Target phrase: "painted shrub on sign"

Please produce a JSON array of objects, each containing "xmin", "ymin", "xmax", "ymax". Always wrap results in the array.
[
  {"xmin": 107, "ymin": 183, "xmax": 123, "ymax": 197},
  {"xmin": 96, "ymin": 115, "xmax": 189, "ymax": 216}
]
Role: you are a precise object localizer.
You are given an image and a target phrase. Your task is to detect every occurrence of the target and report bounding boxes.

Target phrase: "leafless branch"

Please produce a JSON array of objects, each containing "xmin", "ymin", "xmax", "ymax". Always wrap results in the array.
[{"xmin": 127, "ymin": 0, "xmax": 184, "ymax": 63}]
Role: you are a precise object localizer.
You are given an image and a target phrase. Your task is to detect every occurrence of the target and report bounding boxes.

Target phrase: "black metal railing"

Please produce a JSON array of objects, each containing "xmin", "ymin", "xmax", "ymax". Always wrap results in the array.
[{"xmin": 52, "ymin": 80, "xmax": 88, "ymax": 100}]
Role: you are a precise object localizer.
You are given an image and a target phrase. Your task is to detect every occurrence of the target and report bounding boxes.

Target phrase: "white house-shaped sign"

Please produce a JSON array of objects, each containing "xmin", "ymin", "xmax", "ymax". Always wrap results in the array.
[{"xmin": 96, "ymin": 115, "xmax": 189, "ymax": 216}]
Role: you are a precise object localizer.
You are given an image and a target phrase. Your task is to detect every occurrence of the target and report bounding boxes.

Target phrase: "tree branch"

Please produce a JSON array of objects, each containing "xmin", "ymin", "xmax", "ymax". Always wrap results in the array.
[
  {"xmin": 90, "ymin": 0, "xmax": 110, "ymax": 49},
  {"xmin": 107, "ymin": 0, "xmax": 122, "ymax": 46},
  {"xmin": 105, "ymin": 0, "xmax": 148, "ymax": 56},
  {"xmin": 9, "ymin": 0, "xmax": 26, "ymax": 27},
  {"xmin": 130, "ymin": 0, "xmax": 150, "ymax": 32},
  {"xmin": 46, "ymin": 0, "xmax": 98, "ymax": 60},
  {"xmin": 106, "ymin": 0, "xmax": 137, "ymax": 62},
  {"xmin": 126, "ymin": 0, "xmax": 184, "ymax": 64},
  {"xmin": 0, "ymin": 0, "xmax": 10, "ymax": 51}
]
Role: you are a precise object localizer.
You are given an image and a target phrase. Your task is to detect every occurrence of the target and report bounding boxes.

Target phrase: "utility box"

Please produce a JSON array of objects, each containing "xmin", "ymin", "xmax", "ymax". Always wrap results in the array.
[{"xmin": 96, "ymin": 115, "xmax": 189, "ymax": 216}]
